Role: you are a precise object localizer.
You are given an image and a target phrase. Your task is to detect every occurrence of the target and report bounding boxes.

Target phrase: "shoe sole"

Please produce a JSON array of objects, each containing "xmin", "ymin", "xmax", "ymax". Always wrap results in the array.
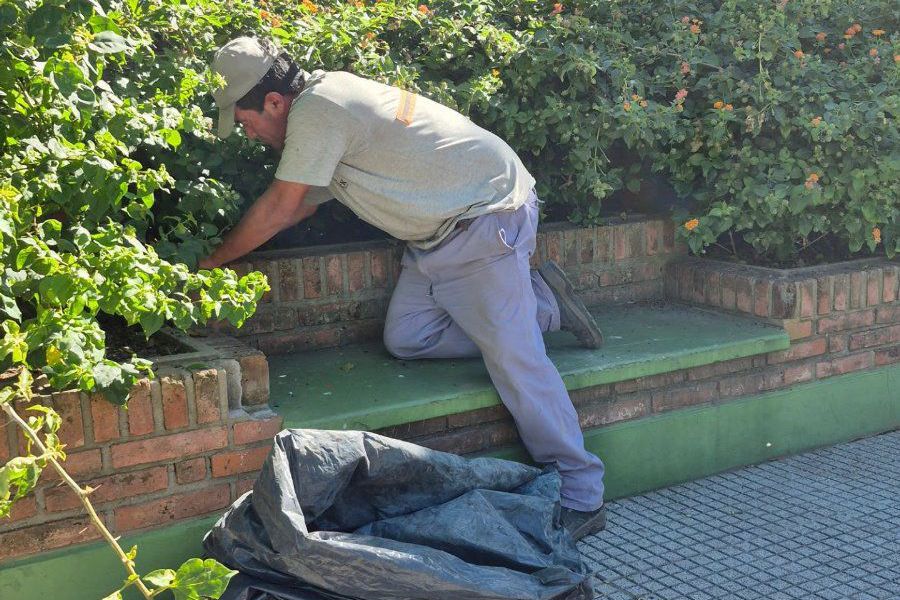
[{"xmin": 539, "ymin": 261, "xmax": 604, "ymax": 349}]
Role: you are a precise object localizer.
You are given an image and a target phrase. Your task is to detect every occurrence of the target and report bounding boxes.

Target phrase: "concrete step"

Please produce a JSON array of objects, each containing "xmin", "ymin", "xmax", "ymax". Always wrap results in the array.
[{"xmin": 268, "ymin": 302, "xmax": 790, "ymax": 430}]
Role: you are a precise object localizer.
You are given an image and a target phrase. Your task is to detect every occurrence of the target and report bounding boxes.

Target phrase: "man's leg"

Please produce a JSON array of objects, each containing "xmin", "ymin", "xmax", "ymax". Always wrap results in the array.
[
  {"xmin": 384, "ymin": 240, "xmax": 561, "ymax": 360},
  {"xmin": 406, "ymin": 196, "xmax": 605, "ymax": 512}
]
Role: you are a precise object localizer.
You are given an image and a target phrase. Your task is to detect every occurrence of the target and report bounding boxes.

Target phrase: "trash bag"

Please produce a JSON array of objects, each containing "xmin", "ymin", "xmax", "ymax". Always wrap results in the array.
[{"xmin": 203, "ymin": 429, "xmax": 594, "ymax": 600}]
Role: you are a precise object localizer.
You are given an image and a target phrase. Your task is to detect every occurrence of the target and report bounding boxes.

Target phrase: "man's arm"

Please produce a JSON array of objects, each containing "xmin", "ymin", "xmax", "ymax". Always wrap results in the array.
[{"xmin": 199, "ymin": 179, "xmax": 316, "ymax": 269}]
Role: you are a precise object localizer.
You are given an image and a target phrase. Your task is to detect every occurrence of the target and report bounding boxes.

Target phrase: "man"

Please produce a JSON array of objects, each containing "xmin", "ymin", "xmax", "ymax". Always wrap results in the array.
[{"xmin": 202, "ymin": 36, "xmax": 607, "ymax": 539}]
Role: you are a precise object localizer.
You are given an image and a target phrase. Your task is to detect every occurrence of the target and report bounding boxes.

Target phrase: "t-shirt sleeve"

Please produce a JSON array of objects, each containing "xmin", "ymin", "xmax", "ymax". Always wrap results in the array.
[
  {"xmin": 275, "ymin": 95, "xmax": 359, "ymax": 187},
  {"xmin": 302, "ymin": 186, "xmax": 335, "ymax": 206}
]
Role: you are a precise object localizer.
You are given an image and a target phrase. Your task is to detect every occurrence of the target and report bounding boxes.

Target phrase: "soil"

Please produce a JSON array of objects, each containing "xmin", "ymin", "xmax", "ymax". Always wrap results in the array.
[{"xmin": 99, "ymin": 315, "xmax": 191, "ymax": 362}]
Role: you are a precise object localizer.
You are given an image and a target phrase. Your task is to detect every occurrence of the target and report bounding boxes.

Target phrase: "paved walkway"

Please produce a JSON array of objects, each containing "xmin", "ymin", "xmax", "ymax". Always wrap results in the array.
[{"xmin": 580, "ymin": 431, "xmax": 900, "ymax": 600}]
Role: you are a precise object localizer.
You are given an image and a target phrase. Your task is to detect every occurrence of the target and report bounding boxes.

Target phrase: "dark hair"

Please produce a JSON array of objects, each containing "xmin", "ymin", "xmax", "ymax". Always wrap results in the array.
[{"xmin": 235, "ymin": 39, "xmax": 305, "ymax": 112}]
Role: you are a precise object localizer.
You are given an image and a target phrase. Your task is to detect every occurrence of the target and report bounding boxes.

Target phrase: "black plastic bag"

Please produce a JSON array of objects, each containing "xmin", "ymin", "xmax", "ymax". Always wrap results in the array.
[{"xmin": 203, "ymin": 429, "xmax": 593, "ymax": 600}]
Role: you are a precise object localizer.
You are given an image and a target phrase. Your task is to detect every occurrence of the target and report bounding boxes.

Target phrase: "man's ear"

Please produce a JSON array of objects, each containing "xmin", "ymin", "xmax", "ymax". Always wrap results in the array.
[{"xmin": 264, "ymin": 91, "xmax": 290, "ymax": 116}]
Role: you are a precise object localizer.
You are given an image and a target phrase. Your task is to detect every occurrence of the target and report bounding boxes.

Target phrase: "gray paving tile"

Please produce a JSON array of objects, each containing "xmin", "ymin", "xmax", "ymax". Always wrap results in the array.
[{"xmin": 582, "ymin": 431, "xmax": 899, "ymax": 600}]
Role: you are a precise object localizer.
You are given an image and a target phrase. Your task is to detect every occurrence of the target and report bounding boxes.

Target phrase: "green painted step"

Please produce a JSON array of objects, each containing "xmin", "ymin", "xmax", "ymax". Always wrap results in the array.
[
  {"xmin": 3, "ymin": 364, "xmax": 897, "ymax": 600},
  {"xmin": 270, "ymin": 303, "xmax": 789, "ymax": 430}
]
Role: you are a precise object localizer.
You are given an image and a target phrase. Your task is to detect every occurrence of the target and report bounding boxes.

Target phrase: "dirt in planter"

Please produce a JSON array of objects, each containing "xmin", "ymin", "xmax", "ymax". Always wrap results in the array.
[
  {"xmin": 701, "ymin": 232, "xmax": 886, "ymax": 269},
  {"xmin": 99, "ymin": 315, "xmax": 192, "ymax": 362}
]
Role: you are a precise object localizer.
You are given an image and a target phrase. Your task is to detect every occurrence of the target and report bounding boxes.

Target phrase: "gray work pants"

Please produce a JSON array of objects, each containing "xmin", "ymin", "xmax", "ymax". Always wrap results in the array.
[{"xmin": 383, "ymin": 192, "xmax": 605, "ymax": 511}]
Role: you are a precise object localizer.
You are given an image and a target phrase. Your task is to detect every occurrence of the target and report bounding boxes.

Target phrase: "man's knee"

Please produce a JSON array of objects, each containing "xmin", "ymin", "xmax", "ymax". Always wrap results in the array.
[{"xmin": 382, "ymin": 322, "xmax": 417, "ymax": 359}]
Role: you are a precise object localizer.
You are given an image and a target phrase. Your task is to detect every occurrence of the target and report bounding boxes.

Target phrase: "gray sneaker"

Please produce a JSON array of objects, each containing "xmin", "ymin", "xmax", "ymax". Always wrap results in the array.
[
  {"xmin": 561, "ymin": 504, "xmax": 607, "ymax": 540},
  {"xmin": 537, "ymin": 261, "xmax": 604, "ymax": 349}
]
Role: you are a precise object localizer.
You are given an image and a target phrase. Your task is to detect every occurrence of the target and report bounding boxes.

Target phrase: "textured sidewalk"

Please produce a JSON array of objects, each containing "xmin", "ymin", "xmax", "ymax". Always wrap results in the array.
[{"xmin": 580, "ymin": 431, "xmax": 900, "ymax": 600}]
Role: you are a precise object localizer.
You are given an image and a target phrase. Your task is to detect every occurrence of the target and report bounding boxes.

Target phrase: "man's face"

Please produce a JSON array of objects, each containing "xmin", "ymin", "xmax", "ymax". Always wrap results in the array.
[{"xmin": 234, "ymin": 92, "xmax": 291, "ymax": 151}]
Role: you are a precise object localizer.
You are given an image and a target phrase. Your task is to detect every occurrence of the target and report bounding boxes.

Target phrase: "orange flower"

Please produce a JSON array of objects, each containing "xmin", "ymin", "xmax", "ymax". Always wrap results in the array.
[
  {"xmin": 793, "ymin": 49, "xmax": 804, "ymax": 59},
  {"xmin": 675, "ymin": 88, "xmax": 688, "ymax": 102},
  {"xmin": 680, "ymin": 62, "xmax": 691, "ymax": 75},
  {"xmin": 811, "ymin": 116, "xmax": 822, "ymax": 127},
  {"xmin": 816, "ymin": 32, "xmax": 827, "ymax": 42},
  {"xmin": 491, "ymin": 68, "xmax": 500, "ymax": 78},
  {"xmin": 804, "ymin": 173, "xmax": 820, "ymax": 189},
  {"xmin": 366, "ymin": 32, "xmax": 376, "ymax": 40},
  {"xmin": 681, "ymin": 15, "xmax": 690, "ymax": 24},
  {"xmin": 872, "ymin": 227, "xmax": 882, "ymax": 243},
  {"xmin": 418, "ymin": 4, "xmax": 429, "ymax": 13},
  {"xmin": 551, "ymin": 2, "xmax": 563, "ymax": 15},
  {"xmin": 302, "ymin": 0, "xmax": 318, "ymax": 13},
  {"xmin": 895, "ymin": 54, "xmax": 900, "ymax": 63},
  {"xmin": 713, "ymin": 100, "xmax": 724, "ymax": 109},
  {"xmin": 869, "ymin": 48, "xmax": 878, "ymax": 57},
  {"xmin": 807, "ymin": 173, "xmax": 819, "ymax": 182},
  {"xmin": 724, "ymin": 103, "xmax": 733, "ymax": 111},
  {"xmin": 872, "ymin": 29, "xmax": 886, "ymax": 36},
  {"xmin": 354, "ymin": 0, "xmax": 364, "ymax": 7},
  {"xmin": 623, "ymin": 101, "xmax": 632, "ymax": 111},
  {"xmin": 690, "ymin": 23, "xmax": 701, "ymax": 34},
  {"xmin": 631, "ymin": 93, "xmax": 640, "ymax": 101},
  {"xmin": 852, "ymin": 23, "xmax": 862, "ymax": 33},
  {"xmin": 640, "ymin": 100, "xmax": 648, "ymax": 108},
  {"xmin": 684, "ymin": 218, "xmax": 700, "ymax": 231}
]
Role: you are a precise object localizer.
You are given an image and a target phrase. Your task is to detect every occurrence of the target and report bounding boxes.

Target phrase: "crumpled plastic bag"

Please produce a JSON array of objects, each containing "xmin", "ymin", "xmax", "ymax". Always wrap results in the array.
[{"xmin": 203, "ymin": 429, "xmax": 594, "ymax": 600}]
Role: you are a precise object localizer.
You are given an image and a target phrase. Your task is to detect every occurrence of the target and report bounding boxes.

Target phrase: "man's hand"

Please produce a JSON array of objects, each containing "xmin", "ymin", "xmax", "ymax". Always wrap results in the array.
[{"xmin": 198, "ymin": 179, "xmax": 316, "ymax": 269}]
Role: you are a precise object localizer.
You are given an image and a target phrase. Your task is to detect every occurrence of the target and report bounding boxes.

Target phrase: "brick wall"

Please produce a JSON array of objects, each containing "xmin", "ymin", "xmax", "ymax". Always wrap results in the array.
[
  {"xmin": 376, "ymin": 257, "xmax": 900, "ymax": 456},
  {"xmin": 206, "ymin": 217, "xmax": 686, "ymax": 354},
  {"xmin": 0, "ymin": 337, "xmax": 280, "ymax": 563}
]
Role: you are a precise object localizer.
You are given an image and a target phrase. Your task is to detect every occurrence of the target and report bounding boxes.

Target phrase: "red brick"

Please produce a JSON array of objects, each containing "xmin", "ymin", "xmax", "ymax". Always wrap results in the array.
[
  {"xmin": 369, "ymin": 250, "xmax": 389, "ymax": 288},
  {"xmin": 160, "ymin": 376, "xmax": 188, "ymax": 430},
  {"xmin": 7, "ymin": 495, "xmax": 38, "ymax": 523},
  {"xmin": 239, "ymin": 353, "xmax": 269, "ymax": 406},
  {"xmin": 772, "ymin": 281, "xmax": 798, "ymax": 319},
  {"xmin": 379, "ymin": 416, "xmax": 448, "ymax": 440},
  {"xmin": 798, "ymin": 280, "xmax": 816, "ymax": 319},
  {"xmin": 347, "ymin": 252, "xmax": 366, "ymax": 292},
  {"xmin": 651, "ymin": 381, "xmax": 718, "ymax": 412},
  {"xmin": 784, "ymin": 320, "xmax": 813, "ymax": 340},
  {"xmin": 875, "ymin": 345, "xmax": 900, "ymax": 366},
  {"xmin": 686, "ymin": 357, "xmax": 754, "ymax": 381},
  {"xmin": 614, "ymin": 372, "xmax": 685, "ymax": 394},
  {"xmin": 817, "ymin": 310, "xmax": 876, "ymax": 333},
  {"xmin": 302, "ymin": 257, "xmax": 322, "ymax": 298},
  {"xmin": 90, "ymin": 394, "xmax": 120, "ymax": 443},
  {"xmin": 193, "ymin": 369, "xmax": 221, "ymax": 425},
  {"xmin": 594, "ymin": 227, "xmax": 612, "ymax": 262},
  {"xmin": 690, "ymin": 268, "xmax": 706, "ymax": 304},
  {"xmin": 783, "ymin": 363, "xmax": 815, "ymax": 386},
  {"xmin": 235, "ymin": 477, "xmax": 256, "ymax": 498},
  {"xmin": 278, "ymin": 259, "xmax": 301, "ymax": 302},
  {"xmin": 247, "ymin": 308, "xmax": 275, "ymax": 334},
  {"xmin": 0, "ymin": 517, "xmax": 99, "ymax": 562},
  {"xmin": 211, "ymin": 446, "xmax": 271, "ymax": 477},
  {"xmin": 866, "ymin": 269, "xmax": 882, "ymax": 307},
  {"xmin": 768, "ymin": 338, "xmax": 827, "ymax": 364},
  {"xmin": 578, "ymin": 394, "xmax": 648, "ymax": 428},
  {"xmin": 816, "ymin": 352, "xmax": 874, "ymax": 378},
  {"xmin": 645, "ymin": 221, "xmax": 662, "ymax": 256},
  {"xmin": 111, "ymin": 426, "xmax": 228, "ymax": 469},
  {"xmin": 753, "ymin": 279, "xmax": 772, "ymax": 317},
  {"xmin": 546, "ymin": 231, "xmax": 562, "ymax": 263},
  {"xmin": 662, "ymin": 220, "xmax": 675, "ymax": 249},
  {"xmin": 675, "ymin": 262, "xmax": 692, "ymax": 301},
  {"xmin": 828, "ymin": 334, "xmax": 849, "ymax": 353},
  {"xmin": 577, "ymin": 229, "xmax": 595, "ymax": 263},
  {"xmin": 563, "ymin": 229, "xmax": 578, "ymax": 267},
  {"xmin": 0, "ymin": 417, "xmax": 11, "ymax": 464},
  {"xmin": 849, "ymin": 271, "xmax": 866, "ymax": 309},
  {"xmin": 735, "ymin": 276, "xmax": 753, "ymax": 313},
  {"xmin": 833, "ymin": 274, "xmax": 850, "ymax": 311},
  {"xmin": 233, "ymin": 416, "xmax": 284, "ymax": 445},
  {"xmin": 252, "ymin": 260, "xmax": 277, "ymax": 304},
  {"xmin": 50, "ymin": 391, "xmax": 84, "ymax": 449},
  {"xmin": 720, "ymin": 274, "xmax": 738, "ymax": 311},
  {"xmin": 45, "ymin": 466, "xmax": 168, "ymax": 512},
  {"xmin": 176, "ymin": 457, "xmax": 207, "ymax": 484},
  {"xmin": 324, "ymin": 255, "xmax": 343, "ymax": 296},
  {"xmin": 41, "ymin": 448, "xmax": 102, "ymax": 482},
  {"xmin": 849, "ymin": 325, "xmax": 900, "ymax": 351},
  {"xmin": 126, "ymin": 380, "xmax": 154, "ymax": 436},
  {"xmin": 705, "ymin": 271, "xmax": 722, "ymax": 307},
  {"xmin": 114, "ymin": 484, "xmax": 230, "ymax": 531},
  {"xmin": 816, "ymin": 276, "xmax": 833, "ymax": 315},
  {"xmin": 720, "ymin": 371, "xmax": 783, "ymax": 398},
  {"xmin": 613, "ymin": 225, "xmax": 630, "ymax": 260},
  {"xmin": 883, "ymin": 267, "xmax": 898, "ymax": 303},
  {"xmin": 876, "ymin": 304, "xmax": 899, "ymax": 325}
]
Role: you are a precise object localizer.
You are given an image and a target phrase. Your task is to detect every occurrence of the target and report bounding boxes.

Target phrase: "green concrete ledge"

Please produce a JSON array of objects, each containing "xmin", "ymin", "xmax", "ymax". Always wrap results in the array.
[
  {"xmin": 3, "ymin": 364, "xmax": 897, "ymax": 600},
  {"xmin": 269, "ymin": 303, "xmax": 789, "ymax": 430}
]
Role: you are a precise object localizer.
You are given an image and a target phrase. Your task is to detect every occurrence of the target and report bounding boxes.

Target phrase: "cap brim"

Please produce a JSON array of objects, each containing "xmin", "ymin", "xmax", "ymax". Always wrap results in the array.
[{"xmin": 217, "ymin": 103, "xmax": 236, "ymax": 138}]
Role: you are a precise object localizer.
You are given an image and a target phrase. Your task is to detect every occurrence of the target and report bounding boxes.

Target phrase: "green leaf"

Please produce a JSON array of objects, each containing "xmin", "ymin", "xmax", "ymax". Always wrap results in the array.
[
  {"xmin": 144, "ymin": 568, "xmax": 177, "ymax": 588},
  {"xmin": 170, "ymin": 558, "xmax": 237, "ymax": 600},
  {"xmin": 89, "ymin": 31, "xmax": 129, "ymax": 54},
  {"xmin": 100, "ymin": 591, "xmax": 123, "ymax": 600}
]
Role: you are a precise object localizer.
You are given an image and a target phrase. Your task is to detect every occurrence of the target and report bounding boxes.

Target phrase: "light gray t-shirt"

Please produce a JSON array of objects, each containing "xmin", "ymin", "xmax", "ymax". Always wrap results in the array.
[{"xmin": 275, "ymin": 70, "xmax": 535, "ymax": 249}]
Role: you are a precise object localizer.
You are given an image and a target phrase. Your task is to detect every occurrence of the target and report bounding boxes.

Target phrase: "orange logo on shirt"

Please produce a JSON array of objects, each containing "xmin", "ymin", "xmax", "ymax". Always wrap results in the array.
[{"xmin": 395, "ymin": 90, "xmax": 417, "ymax": 125}]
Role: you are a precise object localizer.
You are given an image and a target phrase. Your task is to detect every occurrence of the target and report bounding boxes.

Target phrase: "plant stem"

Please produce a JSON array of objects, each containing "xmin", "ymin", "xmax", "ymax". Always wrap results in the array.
[{"xmin": 1, "ymin": 401, "xmax": 154, "ymax": 599}]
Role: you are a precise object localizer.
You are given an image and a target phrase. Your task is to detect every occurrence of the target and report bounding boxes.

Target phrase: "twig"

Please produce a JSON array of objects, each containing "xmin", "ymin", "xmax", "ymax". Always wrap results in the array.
[{"xmin": 1, "ymin": 402, "xmax": 154, "ymax": 599}]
